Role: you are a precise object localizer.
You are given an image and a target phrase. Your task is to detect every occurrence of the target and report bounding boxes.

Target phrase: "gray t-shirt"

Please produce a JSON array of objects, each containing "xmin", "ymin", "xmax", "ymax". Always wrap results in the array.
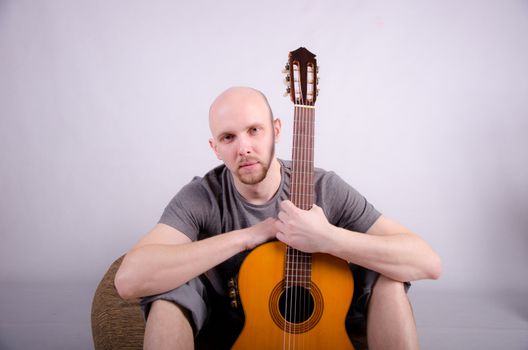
[{"xmin": 159, "ymin": 159, "xmax": 381, "ymax": 292}]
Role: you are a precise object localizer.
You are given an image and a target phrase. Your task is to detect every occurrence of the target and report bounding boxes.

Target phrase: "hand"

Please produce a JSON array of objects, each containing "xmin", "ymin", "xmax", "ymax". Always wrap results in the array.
[
  {"xmin": 243, "ymin": 217, "xmax": 279, "ymax": 250},
  {"xmin": 275, "ymin": 200, "xmax": 333, "ymax": 253}
]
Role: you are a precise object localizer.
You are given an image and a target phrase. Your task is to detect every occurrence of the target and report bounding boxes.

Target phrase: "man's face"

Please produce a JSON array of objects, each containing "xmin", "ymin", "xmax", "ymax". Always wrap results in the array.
[{"xmin": 209, "ymin": 89, "xmax": 280, "ymax": 185}]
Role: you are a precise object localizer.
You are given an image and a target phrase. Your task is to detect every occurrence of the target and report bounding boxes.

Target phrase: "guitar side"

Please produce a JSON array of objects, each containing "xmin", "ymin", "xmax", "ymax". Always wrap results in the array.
[{"xmin": 232, "ymin": 241, "xmax": 355, "ymax": 349}]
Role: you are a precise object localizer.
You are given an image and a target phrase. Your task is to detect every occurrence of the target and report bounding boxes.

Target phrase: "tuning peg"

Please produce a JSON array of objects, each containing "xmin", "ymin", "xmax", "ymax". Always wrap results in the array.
[
  {"xmin": 282, "ymin": 63, "xmax": 290, "ymax": 74},
  {"xmin": 285, "ymin": 75, "xmax": 290, "ymax": 82},
  {"xmin": 316, "ymin": 89, "xmax": 320, "ymax": 96},
  {"xmin": 283, "ymin": 87, "xmax": 291, "ymax": 97}
]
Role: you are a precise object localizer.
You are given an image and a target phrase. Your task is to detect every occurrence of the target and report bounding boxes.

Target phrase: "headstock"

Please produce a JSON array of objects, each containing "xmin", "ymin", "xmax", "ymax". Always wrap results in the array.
[{"xmin": 283, "ymin": 47, "xmax": 319, "ymax": 106}]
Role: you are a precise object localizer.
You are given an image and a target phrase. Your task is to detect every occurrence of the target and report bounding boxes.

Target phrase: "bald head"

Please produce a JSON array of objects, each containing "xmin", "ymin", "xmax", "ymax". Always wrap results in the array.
[
  {"xmin": 209, "ymin": 87, "xmax": 273, "ymax": 134},
  {"xmin": 207, "ymin": 86, "xmax": 282, "ymax": 188}
]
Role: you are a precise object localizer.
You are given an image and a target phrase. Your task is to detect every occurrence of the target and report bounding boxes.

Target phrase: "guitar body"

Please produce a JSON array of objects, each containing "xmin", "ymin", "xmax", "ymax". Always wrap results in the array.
[{"xmin": 232, "ymin": 241, "xmax": 355, "ymax": 349}]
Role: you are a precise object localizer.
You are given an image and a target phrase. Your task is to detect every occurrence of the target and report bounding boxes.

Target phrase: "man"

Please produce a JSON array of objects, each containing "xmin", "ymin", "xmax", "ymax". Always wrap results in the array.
[{"xmin": 115, "ymin": 86, "xmax": 442, "ymax": 350}]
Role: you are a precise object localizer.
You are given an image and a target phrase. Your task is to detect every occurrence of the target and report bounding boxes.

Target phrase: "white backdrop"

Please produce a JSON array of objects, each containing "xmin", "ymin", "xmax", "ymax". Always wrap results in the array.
[{"xmin": 1, "ymin": 0, "xmax": 527, "ymax": 314}]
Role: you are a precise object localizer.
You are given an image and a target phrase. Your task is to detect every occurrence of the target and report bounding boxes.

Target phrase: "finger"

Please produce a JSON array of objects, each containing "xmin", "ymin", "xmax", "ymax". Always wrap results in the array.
[
  {"xmin": 312, "ymin": 204, "xmax": 327, "ymax": 218},
  {"xmin": 271, "ymin": 218, "xmax": 280, "ymax": 231},
  {"xmin": 277, "ymin": 211, "xmax": 288, "ymax": 223},
  {"xmin": 276, "ymin": 231, "xmax": 289, "ymax": 245},
  {"xmin": 275, "ymin": 219, "xmax": 286, "ymax": 233},
  {"xmin": 280, "ymin": 200, "xmax": 296, "ymax": 212}
]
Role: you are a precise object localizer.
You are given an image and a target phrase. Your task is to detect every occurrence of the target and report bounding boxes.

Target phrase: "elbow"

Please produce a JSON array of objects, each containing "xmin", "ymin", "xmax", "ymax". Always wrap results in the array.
[{"xmin": 427, "ymin": 253, "xmax": 442, "ymax": 280}]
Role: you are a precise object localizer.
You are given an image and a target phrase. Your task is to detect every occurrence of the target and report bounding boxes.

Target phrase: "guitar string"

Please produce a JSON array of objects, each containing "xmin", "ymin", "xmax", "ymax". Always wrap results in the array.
[
  {"xmin": 303, "ymin": 93, "xmax": 315, "ymax": 349},
  {"xmin": 303, "ymin": 105, "xmax": 315, "ymax": 350},
  {"xmin": 290, "ymin": 64, "xmax": 301, "ymax": 350},
  {"xmin": 302, "ymin": 106, "xmax": 308, "ymax": 350},
  {"xmin": 292, "ymin": 105, "xmax": 301, "ymax": 350},
  {"xmin": 298, "ymin": 100, "xmax": 315, "ymax": 349},
  {"xmin": 300, "ymin": 83, "xmax": 314, "ymax": 350},
  {"xmin": 303, "ymin": 109, "xmax": 313, "ymax": 347},
  {"xmin": 295, "ymin": 82, "xmax": 307, "ymax": 350},
  {"xmin": 301, "ymin": 106, "xmax": 307, "ymax": 350},
  {"xmin": 299, "ymin": 106, "xmax": 306, "ymax": 350},
  {"xmin": 309, "ymin": 105, "xmax": 314, "ymax": 349}
]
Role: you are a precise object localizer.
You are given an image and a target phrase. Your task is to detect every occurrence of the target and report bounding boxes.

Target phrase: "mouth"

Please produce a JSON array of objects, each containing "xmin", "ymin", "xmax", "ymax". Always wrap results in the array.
[{"xmin": 239, "ymin": 160, "xmax": 259, "ymax": 170}]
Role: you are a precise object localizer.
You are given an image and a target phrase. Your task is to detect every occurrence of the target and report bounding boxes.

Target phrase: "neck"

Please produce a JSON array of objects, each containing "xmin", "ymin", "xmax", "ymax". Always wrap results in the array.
[{"xmin": 233, "ymin": 158, "xmax": 282, "ymax": 205}]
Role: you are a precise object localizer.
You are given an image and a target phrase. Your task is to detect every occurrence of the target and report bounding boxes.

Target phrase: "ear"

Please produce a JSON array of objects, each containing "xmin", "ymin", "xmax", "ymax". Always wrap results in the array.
[
  {"xmin": 273, "ymin": 118, "xmax": 282, "ymax": 143},
  {"xmin": 209, "ymin": 138, "xmax": 222, "ymax": 160}
]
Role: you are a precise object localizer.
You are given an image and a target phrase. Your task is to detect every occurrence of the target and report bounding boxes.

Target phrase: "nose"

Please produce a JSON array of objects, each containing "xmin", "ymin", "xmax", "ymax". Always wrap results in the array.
[{"xmin": 237, "ymin": 136, "xmax": 252, "ymax": 156}]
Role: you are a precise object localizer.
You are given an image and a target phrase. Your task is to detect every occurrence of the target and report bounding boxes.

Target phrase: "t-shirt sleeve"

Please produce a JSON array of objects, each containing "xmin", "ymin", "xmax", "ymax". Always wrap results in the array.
[
  {"xmin": 158, "ymin": 178, "xmax": 215, "ymax": 241},
  {"xmin": 317, "ymin": 171, "xmax": 381, "ymax": 233}
]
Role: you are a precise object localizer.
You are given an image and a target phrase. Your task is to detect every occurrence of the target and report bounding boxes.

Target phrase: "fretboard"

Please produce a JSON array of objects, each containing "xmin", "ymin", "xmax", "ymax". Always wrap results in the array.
[{"xmin": 285, "ymin": 105, "xmax": 315, "ymax": 288}]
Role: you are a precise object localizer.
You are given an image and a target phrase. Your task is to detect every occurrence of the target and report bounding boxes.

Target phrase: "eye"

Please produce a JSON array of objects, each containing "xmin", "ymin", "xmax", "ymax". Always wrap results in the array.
[
  {"xmin": 220, "ymin": 134, "xmax": 234, "ymax": 143},
  {"xmin": 249, "ymin": 127, "xmax": 261, "ymax": 135}
]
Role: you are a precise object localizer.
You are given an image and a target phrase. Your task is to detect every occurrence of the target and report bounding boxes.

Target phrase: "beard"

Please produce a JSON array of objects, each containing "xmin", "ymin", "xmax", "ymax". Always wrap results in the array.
[{"xmin": 236, "ymin": 140, "xmax": 275, "ymax": 185}]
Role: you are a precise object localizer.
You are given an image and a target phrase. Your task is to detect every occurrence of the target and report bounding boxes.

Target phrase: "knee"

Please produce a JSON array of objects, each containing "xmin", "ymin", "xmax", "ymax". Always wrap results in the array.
[
  {"xmin": 144, "ymin": 300, "xmax": 194, "ymax": 349},
  {"xmin": 367, "ymin": 275, "xmax": 415, "ymax": 327},
  {"xmin": 149, "ymin": 299, "xmax": 193, "ymax": 328},
  {"xmin": 371, "ymin": 275, "xmax": 407, "ymax": 299}
]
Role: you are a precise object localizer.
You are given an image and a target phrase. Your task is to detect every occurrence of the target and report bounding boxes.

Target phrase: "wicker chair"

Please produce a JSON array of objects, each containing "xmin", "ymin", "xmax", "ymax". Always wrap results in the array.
[{"xmin": 91, "ymin": 255, "xmax": 145, "ymax": 349}]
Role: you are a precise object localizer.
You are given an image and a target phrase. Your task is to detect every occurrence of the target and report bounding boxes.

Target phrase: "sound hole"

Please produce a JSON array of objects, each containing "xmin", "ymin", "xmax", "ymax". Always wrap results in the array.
[{"xmin": 278, "ymin": 286, "xmax": 314, "ymax": 324}]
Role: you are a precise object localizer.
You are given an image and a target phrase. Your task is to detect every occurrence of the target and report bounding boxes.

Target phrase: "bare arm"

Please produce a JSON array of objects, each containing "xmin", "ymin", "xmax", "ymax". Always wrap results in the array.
[
  {"xmin": 115, "ymin": 219, "xmax": 277, "ymax": 300},
  {"xmin": 275, "ymin": 201, "xmax": 442, "ymax": 282},
  {"xmin": 327, "ymin": 215, "xmax": 442, "ymax": 282}
]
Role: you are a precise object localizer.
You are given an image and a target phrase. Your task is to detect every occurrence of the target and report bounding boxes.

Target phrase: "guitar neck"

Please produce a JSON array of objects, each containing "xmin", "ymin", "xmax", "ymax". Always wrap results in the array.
[
  {"xmin": 290, "ymin": 105, "xmax": 315, "ymax": 210},
  {"xmin": 286, "ymin": 104, "xmax": 316, "ymax": 287}
]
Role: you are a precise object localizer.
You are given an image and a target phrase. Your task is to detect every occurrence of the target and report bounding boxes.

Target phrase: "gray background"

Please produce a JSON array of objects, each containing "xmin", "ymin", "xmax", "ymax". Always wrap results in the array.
[{"xmin": 1, "ymin": 0, "xmax": 527, "ymax": 349}]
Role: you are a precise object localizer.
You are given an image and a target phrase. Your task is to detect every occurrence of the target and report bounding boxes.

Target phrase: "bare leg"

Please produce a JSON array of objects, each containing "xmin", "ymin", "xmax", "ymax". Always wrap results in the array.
[
  {"xmin": 144, "ymin": 299, "xmax": 194, "ymax": 350},
  {"xmin": 366, "ymin": 275, "xmax": 419, "ymax": 350}
]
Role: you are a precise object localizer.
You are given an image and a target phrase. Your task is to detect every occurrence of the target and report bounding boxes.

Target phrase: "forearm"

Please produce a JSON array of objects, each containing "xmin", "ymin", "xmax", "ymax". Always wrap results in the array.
[
  {"xmin": 115, "ymin": 230, "xmax": 246, "ymax": 299},
  {"xmin": 325, "ymin": 226, "xmax": 442, "ymax": 282}
]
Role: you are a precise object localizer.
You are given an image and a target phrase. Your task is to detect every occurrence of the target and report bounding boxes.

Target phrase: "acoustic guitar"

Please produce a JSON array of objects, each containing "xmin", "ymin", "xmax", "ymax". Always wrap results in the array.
[{"xmin": 232, "ymin": 47, "xmax": 355, "ymax": 349}]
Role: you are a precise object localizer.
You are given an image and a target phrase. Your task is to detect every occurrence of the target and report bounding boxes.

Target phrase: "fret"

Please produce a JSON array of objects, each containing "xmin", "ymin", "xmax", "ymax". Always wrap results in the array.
[
  {"xmin": 285, "ymin": 272, "xmax": 312, "ymax": 276},
  {"xmin": 285, "ymin": 264, "xmax": 312, "ymax": 268},
  {"xmin": 289, "ymin": 156, "xmax": 314, "ymax": 161},
  {"xmin": 285, "ymin": 267, "xmax": 312, "ymax": 272},
  {"xmin": 291, "ymin": 175, "xmax": 315, "ymax": 180},
  {"xmin": 294, "ymin": 104, "xmax": 316, "ymax": 109},
  {"xmin": 291, "ymin": 188, "xmax": 314, "ymax": 196},
  {"xmin": 290, "ymin": 183, "xmax": 314, "ymax": 189},
  {"xmin": 290, "ymin": 257, "xmax": 312, "ymax": 268},
  {"xmin": 285, "ymin": 258, "xmax": 312, "ymax": 263}
]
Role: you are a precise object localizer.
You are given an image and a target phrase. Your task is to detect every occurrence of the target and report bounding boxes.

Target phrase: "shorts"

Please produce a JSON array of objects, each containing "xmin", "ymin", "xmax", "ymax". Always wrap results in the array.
[{"xmin": 140, "ymin": 267, "xmax": 410, "ymax": 350}]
